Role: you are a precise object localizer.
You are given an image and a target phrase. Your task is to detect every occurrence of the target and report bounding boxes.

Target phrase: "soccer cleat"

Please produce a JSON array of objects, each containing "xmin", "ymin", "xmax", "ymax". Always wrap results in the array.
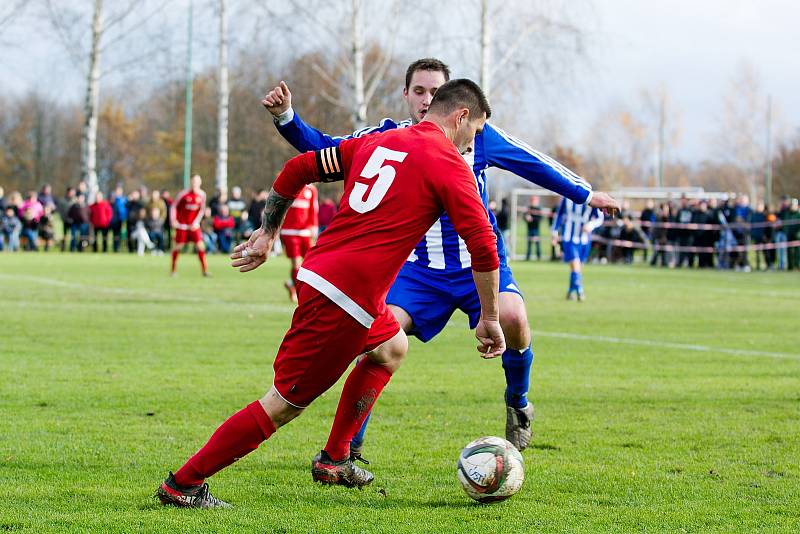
[
  {"xmin": 311, "ymin": 450, "xmax": 374, "ymax": 488},
  {"xmin": 577, "ymin": 291, "xmax": 585, "ymax": 302},
  {"xmin": 349, "ymin": 442, "xmax": 369, "ymax": 465},
  {"xmin": 566, "ymin": 291, "xmax": 576, "ymax": 301},
  {"xmin": 156, "ymin": 472, "xmax": 231, "ymax": 509},
  {"xmin": 505, "ymin": 402, "xmax": 535, "ymax": 451},
  {"xmin": 202, "ymin": 271, "xmax": 213, "ymax": 278}
]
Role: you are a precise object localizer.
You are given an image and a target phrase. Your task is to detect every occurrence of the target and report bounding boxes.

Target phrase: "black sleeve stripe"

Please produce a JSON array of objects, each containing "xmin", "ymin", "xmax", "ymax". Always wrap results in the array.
[{"xmin": 315, "ymin": 146, "xmax": 345, "ymax": 183}]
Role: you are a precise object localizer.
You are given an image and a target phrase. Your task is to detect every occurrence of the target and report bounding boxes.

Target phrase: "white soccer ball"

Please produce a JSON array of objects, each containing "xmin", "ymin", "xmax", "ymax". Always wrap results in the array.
[{"xmin": 457, "ymin": 436, "xmax": 525, "ymax": 503}]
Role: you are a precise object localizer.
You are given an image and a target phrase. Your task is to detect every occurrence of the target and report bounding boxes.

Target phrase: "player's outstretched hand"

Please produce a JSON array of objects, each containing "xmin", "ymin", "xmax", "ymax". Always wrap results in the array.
[
  {"xmin": 261, "ymin": 81, "xmax": 292, "ymax": 117},
  {"xmin": 476, "ymin": 319, "xmax": 505, "ymax": 359},
  {"xmin": 589, "ymin": 191, "xmax": 621, "ymax": 218},
  {"xmin": 230, "ymin": 227, "xmax": 274, "ymax": 273}
]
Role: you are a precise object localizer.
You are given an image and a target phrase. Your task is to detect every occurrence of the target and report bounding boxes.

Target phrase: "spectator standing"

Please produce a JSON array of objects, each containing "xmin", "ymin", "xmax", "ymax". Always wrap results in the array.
[
  {"xmin": 38, "ymin": 205, "xmax": 55, "ymax": 251},
  {"xmin": 639, "ymin": 199, "xmax": 656, "ymax": 262},
  {"xmin": 145, "ymin": 207, "xmax": 165, "ymax": 253},
  {"xmin": 20, "ymin": 207, "xmax": 39, "ymax": 251},
  {"xmin": 732, "ymin": 194, "xmax": 752, "ymax": 271},
  {"xmin": 213, "ymin": 204, "xmax": 236, "ymax": 253},
  {"xmin": 247, "ymin": 189, "xmax": 268, "ymax": 233},
  {"xmin": 523, "ymin": 196, "xmax": 542, "ymax": 261},
  {"xmin": 90, "ymin": 191, "xmax": 113, "ymax": 252},
  {"xmin": 775, "ymin": 196, "xmax": 791, "ymax": 270},
  {"xmin": 1, "ymin": 206, "xmax": 21, "ymax": 251},
  {"xmin": 57, "ymin": 188, "xmax": 76, "ymax": 252},
  {"xmin": 0, "ymin": 186, "xmax": 6, "ymax": 212},
  {"xmin": 68, "ymin": 195, "xmax": 90, "ymax": 252},
  {"xmin": 496, "ymin": 197, "xmax": 511, "ymax": 244},
  {"xmin": 131, "ymin": 207, "xmax": 156, "ymax": 255},
  {"xmin": 650, "ymin": 203, "xmax": 671, "ymax": 267},
  {"xmin": 126, "ymin": 190, "xmax": 144, "ymax": 253},
  {"xmin": 226, "ymin": 186, "xmax": 247, "ymax": 241},
  {"xmin": 20, "ymin": 191, "xmax": 44, "ymax": 224},
  {"xmin": 750, "ymin": 202, "xmax": 770, "ymax": 271},
  {"xmin": 786, "ymin": 199, "xmax": 800, "ymax": 271},
  {"xmin": 161, "ymin": 191, "xmax": 173, "ymax": 249},
  {"xmin": 110, "ymin": 186, "xmax": 128, "ymax": 252},
  {"xmin": 675, "ymin": 196, "xmax": 694, "ymax": 267},
  {"xmin": 38, "ymin": 184, "xmax": 56, "ymax": 211},
  {"xmin": 317, "ymin": 196, "xmax": 337, "ymax": 234},
  {"xmin": 693, "ymin": 200, "xmax": 716, "ymax": 268}
]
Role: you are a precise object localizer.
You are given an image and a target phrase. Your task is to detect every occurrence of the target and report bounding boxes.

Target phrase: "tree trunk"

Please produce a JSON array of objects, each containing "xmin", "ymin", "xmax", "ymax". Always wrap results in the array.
[
  {"xmin": 351, "ymin": 0, "xmax": 366, "ymax": 129},
  {"xmin": 480, "ymin": 0, "xmax": 491, "ymax": 98},
  {"xmin": 82, "ymin": 0, "xmax": 102, "ymax": 201},
  {"xmin": 215, "ymin": 0, "xmax": 229, "ymax": 195}
]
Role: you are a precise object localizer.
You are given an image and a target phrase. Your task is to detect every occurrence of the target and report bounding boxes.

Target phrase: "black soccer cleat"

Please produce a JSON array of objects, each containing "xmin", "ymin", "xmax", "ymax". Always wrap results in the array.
[
  {"xmin": 311, "ymin": 450, "xmax": 374, "ymax": 488},
  {"xmin": 156, "ymin": 472, "xmax": 231, "ymax": 509}
]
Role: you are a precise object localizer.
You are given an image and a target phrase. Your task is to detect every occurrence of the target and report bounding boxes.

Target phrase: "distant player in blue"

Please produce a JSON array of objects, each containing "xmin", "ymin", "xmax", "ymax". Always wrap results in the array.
[
  {"xmin": 262, "ymin": 58, "xmax": 619, "ymax": 456},
  {"xmin": 552, "ymin": 198, "xmax": 604, "ymax": 301}
]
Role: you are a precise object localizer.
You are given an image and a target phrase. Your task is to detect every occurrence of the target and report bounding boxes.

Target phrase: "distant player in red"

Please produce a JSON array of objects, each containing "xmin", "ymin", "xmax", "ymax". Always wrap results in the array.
[
  {"xmin": 156, "ymin": 79, "xmax": 504, "ymax": 508},
  {"xmin": 280, "ymin": 183, "xmax": 318, "ymax": 302},
  {"xmin": 170, "ymin": 174, "xmax": 209, "ymax": 276}
]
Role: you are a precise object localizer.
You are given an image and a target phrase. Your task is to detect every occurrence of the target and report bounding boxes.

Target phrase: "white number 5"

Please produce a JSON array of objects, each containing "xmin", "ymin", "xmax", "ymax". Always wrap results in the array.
[{"xmin": 349, "ymin": 146, "xmax": 408, "ymax": 213}]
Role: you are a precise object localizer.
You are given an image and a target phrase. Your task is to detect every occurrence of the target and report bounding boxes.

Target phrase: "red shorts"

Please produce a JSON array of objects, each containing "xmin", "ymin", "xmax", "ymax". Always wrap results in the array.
[
  {"xmin": 280, "ymin": 235, "xmax": 311, "ymax": 258},
  {"xmin": 175, "ymin": 228, "xmax": 203, "ymax": 244},
  {"xmin": 273, "ymin": 283, "xmax": 400, "ymax": 408}
]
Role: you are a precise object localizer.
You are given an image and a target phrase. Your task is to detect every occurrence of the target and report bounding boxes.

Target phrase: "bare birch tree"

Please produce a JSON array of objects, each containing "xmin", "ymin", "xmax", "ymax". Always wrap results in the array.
[
  {"xmin": 215, "ymin": 0, "xmax": 229, "ymax": 195},
  {"xmin": 44, "ymin": 0, "xmax": 172, "ymax": 199}
]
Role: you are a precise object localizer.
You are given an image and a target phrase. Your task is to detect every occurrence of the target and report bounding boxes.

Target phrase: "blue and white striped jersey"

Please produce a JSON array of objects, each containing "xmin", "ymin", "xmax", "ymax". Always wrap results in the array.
[
  {"xmin": 552, "ymin": 198, "xmax": 604, "ymax": 245},
  {"xmin": 275, "ymin": 110, "xmax": 593, "ymax": 273}
]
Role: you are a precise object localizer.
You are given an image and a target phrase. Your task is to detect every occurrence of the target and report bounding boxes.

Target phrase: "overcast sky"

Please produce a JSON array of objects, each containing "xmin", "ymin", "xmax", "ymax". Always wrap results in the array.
[{"xmin": 2, "ymin": 0, "xmax": 798, "ymax": 164}]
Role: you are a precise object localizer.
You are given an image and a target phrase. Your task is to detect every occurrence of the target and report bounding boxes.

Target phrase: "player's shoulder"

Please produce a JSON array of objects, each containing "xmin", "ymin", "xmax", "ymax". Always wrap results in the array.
[{"xmin": 351, "ymin": 117, "xmax": 411, "ymax": 138}]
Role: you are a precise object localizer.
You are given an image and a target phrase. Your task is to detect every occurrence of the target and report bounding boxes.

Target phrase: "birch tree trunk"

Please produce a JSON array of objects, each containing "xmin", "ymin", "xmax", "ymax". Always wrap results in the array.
[
  {"xmin": 480, "ymin": 0, "xmax": 491, "ymax": 98},
  {"xmin": 215, "ymin": 0, "xmax": 229, "ymax": 195},
  {"xmin": 351, "ymin": 0, "xmax": 367, "ymax": 129},
  {"xmin": 82, "ymin": 0, "xmax": 102, "ymax": 201}
]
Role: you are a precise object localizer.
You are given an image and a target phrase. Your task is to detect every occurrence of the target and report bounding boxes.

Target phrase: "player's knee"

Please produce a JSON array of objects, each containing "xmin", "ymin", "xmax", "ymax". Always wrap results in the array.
[
  {"xmin": 366, "ymin": 330, "xmax": 408, "ymax": 373},
  {"xmin": 499, "ymin": 306, "xmax": 531, "ymax": 349},
  {"xmin": 259, "ymin": 387, "xmax": 303, "ymax": 429}
]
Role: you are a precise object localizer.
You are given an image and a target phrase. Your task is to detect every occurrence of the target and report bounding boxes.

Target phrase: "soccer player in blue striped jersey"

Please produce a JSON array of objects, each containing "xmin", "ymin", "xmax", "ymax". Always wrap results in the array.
[
  {"xmin": 262, "ymin": 58, "xmax": 619, "ymax": 456},
  {"xmin": 552, "ymin": 198, "xmax": 605, "ymax": 301}
]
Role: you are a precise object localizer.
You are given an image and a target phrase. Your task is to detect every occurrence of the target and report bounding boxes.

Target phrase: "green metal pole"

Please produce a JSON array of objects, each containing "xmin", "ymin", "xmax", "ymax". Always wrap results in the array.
[{"xmin": 182, "ymin": 0, "xmax": 194, "ymax": 190}]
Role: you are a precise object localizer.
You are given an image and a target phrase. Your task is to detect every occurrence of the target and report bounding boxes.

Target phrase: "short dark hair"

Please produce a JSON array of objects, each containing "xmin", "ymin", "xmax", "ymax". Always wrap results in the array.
[
  {"xmin": 427, "ymin": 78, "xmax": 492, "ymax": 120},
  {"xmin": 405, "ymin": 58, "xmax": 450, "ymax": 89}
]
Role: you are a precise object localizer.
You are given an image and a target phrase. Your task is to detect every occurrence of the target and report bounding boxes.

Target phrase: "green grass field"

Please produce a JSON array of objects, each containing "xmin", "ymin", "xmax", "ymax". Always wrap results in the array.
[{"xmin": 1, "ymin": 254, "xmax": 799, "ymax": 533}]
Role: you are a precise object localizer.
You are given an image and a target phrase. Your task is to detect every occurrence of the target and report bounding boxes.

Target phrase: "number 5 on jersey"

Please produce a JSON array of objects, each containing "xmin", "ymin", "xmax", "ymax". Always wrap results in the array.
[{"xmin": 349, "ymin": 146, "xmax": 408, "ymax": 214}]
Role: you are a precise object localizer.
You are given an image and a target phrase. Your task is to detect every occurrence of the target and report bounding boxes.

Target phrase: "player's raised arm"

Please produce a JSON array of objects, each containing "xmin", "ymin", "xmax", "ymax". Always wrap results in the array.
[{"xmin": 262, "ymin": 81, "xmax": 404, "ymax": 153}]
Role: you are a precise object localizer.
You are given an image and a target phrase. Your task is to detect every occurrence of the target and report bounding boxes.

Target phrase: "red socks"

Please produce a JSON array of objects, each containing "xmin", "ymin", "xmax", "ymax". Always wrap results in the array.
[
  {"xmin": 324, "ymin": 359, "xmax": 393, "ymax": 461},
  {"xmin": 171, "ymin": 250, "xmax": 179, "ymax": 272},
  {"xmin": 173, "ymin": 400, "xmax": 276, "ymax": 487},
  {"xmin": 198, "ymin": 249, "xmax": 208, "ymax": 273}
]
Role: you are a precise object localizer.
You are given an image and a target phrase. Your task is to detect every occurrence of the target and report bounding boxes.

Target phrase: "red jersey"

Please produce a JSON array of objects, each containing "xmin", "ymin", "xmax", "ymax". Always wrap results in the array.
[
  {"xmin": 272, "ymin": 121, "xmax": 498, "ymax": 328},
  {"xmin": 280, "ymin": 184, "xmax": 318, "ymax": 237},
  {"xmin": 170, "ymin": 189, "xmax": 206, "ymax": 230}
]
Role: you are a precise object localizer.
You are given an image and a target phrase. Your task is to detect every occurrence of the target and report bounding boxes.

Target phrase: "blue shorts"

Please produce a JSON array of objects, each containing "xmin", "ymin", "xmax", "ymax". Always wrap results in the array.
[
  {"xmin": 386, "ymin": 262, "xmax": 523, "ymax": 343},
  {"xmin": 562, "ymin": 241, "xmax": 590, "ymax": 263}
]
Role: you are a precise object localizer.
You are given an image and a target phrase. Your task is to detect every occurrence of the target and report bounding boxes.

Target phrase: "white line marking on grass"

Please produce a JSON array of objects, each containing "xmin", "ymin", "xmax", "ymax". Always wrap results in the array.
[
  {"xmin": 535, "ymin": 331, "xmax": 800, "ymax": 361},
  {"xmin": 0, "ymin": 274, "xmax": 295, "ymax": 313}
]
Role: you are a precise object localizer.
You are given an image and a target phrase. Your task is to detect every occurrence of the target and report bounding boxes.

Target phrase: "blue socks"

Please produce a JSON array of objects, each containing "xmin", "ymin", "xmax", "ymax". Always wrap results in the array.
[
  {"xmin": 351, "ymin": 412, "xmax": 370, "ymax": 451},
  {"xmin": 502, "ymin": 346, "xmax": 534, "ymax": 408},
  {"xmin": 569, "ymin": 271, "xmax": 583, "ymax": 295}
]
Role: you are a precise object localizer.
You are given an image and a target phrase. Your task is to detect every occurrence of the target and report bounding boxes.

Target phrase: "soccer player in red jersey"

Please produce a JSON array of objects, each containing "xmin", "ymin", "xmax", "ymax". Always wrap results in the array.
[
  {"xmin": 279, "ymin": 183, "xmax": 318, "ymax": 302},
  {"xmin": 156, "ymin": 79, "xmax": 505, "ymax": 508},
  {"xmin": 169, "ymin": 174, "xmax": 210, "ymax": 277}
]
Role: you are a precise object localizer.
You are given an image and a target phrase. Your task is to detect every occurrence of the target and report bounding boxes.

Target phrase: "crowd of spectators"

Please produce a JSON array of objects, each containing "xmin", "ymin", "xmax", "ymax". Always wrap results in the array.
[
  {"xmin": 0, "ymin": 182, "xmax": 340, "ymax": 255},
  {"xmin": 510, "ymin": 193, "xmax": 800, "ymax": 271}
]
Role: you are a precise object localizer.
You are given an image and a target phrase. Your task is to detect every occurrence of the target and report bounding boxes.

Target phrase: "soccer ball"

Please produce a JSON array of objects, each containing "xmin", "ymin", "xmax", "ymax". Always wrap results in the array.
[{"xmin": 457, "ymin": 436, "xmax": 524, "ymax": 503}]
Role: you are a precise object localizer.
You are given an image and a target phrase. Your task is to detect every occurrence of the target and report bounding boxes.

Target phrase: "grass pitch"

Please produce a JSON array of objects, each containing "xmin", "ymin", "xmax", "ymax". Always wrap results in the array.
[{"xmin": 1, "ymin": 254, "xmax": 799, "ymax": 533}]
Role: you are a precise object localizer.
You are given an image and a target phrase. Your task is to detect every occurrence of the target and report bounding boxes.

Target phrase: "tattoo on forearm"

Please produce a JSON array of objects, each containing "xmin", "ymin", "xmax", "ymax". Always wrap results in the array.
[{"xmin": 261, "ymin": 189, "xmax": 293, "ymax": 234}]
